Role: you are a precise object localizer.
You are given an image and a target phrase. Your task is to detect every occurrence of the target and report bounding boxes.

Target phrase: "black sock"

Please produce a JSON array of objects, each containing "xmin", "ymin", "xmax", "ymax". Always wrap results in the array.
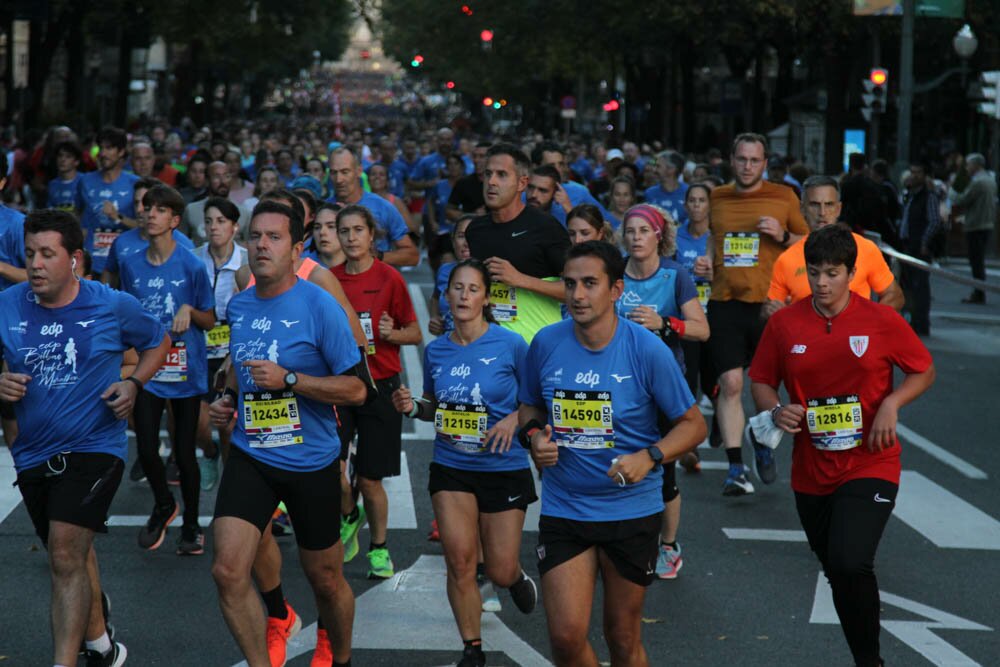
[
  {"xmin": 726, "ymin": 448, "xmax": 743, "ymax": 465},
  {"xmin": 260, "ymin": 585, "xmax": 287, "ymax": 619},
  {"xmin": 369, "ymin": 540, "xmax": 386, "ymax": 552},
  {"xmin": 463, "ymin": 638, "xmax": 483, "ymax": 651},
  {"xmin": 476, "ymin": 562, "xmax": 486, "ymax": 578},
  {"xmin": 343, "ymin": 505, "xmax": 359, "ymax": 522},
  {"xmin": 661, "ymin": 540, "xmax": 678, "ymax": 550}
]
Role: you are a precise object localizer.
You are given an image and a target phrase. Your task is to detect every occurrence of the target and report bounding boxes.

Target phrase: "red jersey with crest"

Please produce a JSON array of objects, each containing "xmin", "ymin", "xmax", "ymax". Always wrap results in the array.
[{"xmin": 749, "ymin": 296, "xmax": 932, "ymax": 495}]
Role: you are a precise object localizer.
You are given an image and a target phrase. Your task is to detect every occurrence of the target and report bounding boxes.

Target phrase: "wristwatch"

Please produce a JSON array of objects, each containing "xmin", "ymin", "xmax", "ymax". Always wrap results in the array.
[
  {"xmin": 283, "ymin": 371, "xmax": 298, "ymax": 391},
  {"xmin": 645, "ymin": 446, "xmax": 664, "ymax": 468},
  {"xmin": 781, "ymin": 229, "xmax": 790, "ymax": 244}
]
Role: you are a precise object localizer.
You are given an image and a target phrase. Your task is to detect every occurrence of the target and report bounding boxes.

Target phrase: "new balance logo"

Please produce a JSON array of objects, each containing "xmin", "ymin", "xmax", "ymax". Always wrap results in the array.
[{"xmin": 791, "ymin": 344, "xmax": 807, "ymax": 354}]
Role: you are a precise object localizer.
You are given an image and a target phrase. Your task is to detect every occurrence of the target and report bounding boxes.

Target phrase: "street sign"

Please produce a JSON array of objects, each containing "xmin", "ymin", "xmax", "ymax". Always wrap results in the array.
[
  {"xmin": 560, "ymin": 95, "xmax": 576, "ymax": 110},
  {"xmin": 978, "ymin": 71, "xmax": 1000, "ymax": 119},
  {"xmin": 560, "ymin": 108, "xmax": 577, "ymax": 119}
]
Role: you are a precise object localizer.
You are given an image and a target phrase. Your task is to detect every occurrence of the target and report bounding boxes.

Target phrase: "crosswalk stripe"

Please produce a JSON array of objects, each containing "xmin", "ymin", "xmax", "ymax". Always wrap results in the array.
[
  {"xmin": 0, "ymin": 448, "xmax": 21, "ymax": 524},
  {"xmin": 895, "ymin": 470, "xmax": 1000, "ymax": 550}
]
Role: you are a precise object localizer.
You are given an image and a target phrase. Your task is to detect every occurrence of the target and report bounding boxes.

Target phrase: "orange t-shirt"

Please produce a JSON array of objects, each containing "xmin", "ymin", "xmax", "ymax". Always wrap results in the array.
[
  {"xmin": 709, "ymin": 181, "xmax": 808, "ymax": 303},
  {"xmin": 245, "ymin": 257, "xmax": 317, "ymax": 289},
  {"xmin": 768, "ymin": 232, "xmax": 895, "ymax": 303}
]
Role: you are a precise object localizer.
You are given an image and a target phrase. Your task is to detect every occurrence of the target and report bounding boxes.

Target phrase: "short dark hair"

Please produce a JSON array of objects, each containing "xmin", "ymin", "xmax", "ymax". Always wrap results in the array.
[
  {"xmin": 204, "ymin": 196, "xmax": 240, "ymax": 224},
  {"xmin": 261, "ymin": 188, "xmax": 306, "ymax": 224},
  {"xmin": 53, "ymin": 140, "xmax": 83, "ymax": 162},
  {"xmin": 97, "ymin": 126, "xmax": 127, "ymax": 151},
  {"xmin": 802, "ymin": 175, "xmax": 840, "ymax": 197},
  {"xmin": 134, "ymin": 176, "xmax": 161, "ymax": 192},
  {"xmin": 25, "ymin": 209, "xmax": 84, "ymax": 254},
  {"xmin": 804, "ymin": 223, "xmax": 856, "ymax": 272},
  {"xmin": 848, "ymin": 153, "xmax": 867, "ymax": 171},
  {"xmin": 445, "ymin": 258, "xmax": 497, "ymax": 324},
  {"xmin": 486, "ymin": 143, "xmax": 531, "ymax": 178},
  {"xmin": 685, "ymin": 182, "xmax": 712, "ymax": 202},
  {"xmin": 565, "ymin": 240, "xmax": 625, "ymax": 286},
  {"xmin": 251, "ymin": 199, "xmax": 304, "ymax": 245},
  {"xmin": 142, "ymin": 184, "xmax": 186, "ymax": 217},
  {"xmin": 291, "ymin": 188, "xmax": 318, "ymax": 221},
  {"xmin": 611, "ymin": 176, "xmax": 636, "ymax": 196},
  {"xmin": 731, "ymin": 132, "xmax": 768, "ymax": 157},
  {"xmin": 188, "ymin": 150, "xmax": 212, "ymax": 168},
  {"xmin": 531, "ymin": 141, "xmax": 564, "ymax": 165},
  {"xmin": 871, "ymin": 159, "xmax": 890, "ymax": 178},
  {"xmin": 531, "ymin": 165, "xmax": 561, "ymax": 183}
]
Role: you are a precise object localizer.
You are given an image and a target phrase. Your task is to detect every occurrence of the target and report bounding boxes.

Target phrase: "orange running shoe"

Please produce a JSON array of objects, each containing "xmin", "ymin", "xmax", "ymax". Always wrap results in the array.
[
  {"xmin": 310, "ymin": 628, "xmax": 334, "ymax": 667},
  {"xmin": 427, "ymin": 518, "xmax": 440, "ymax": 542},
  {"xmin": 266, "ymin": 601, "xmax": 301, "ymax": 667}
]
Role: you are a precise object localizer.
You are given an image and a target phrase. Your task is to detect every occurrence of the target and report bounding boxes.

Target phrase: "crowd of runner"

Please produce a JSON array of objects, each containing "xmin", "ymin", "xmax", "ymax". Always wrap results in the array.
[{"xmin": 0, "ymin": 117, "xmax": 947, "ymax": 667}]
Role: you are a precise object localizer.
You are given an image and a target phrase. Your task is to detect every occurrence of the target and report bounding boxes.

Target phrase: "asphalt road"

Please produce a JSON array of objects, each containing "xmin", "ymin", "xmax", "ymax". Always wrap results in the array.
[{"xmin": 1, "ymin": 261, "xmax": 998, "ymax": 666}]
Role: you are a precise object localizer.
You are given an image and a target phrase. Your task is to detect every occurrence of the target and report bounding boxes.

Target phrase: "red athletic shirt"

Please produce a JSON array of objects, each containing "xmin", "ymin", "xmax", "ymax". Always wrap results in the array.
[
  {"xmin": 332, "ymin": 259, "xmax": 416, "ymax": 380},
  {"xmin": 748, "ymin": 296, "xmax": 932, "ymax": 495}
]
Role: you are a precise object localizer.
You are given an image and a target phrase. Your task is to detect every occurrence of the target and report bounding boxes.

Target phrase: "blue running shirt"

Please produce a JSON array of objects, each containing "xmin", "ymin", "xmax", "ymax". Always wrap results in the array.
[
  {"xmin": 644, "ymin": 183, "xmax": 689, "ymax": 225},
  {"xmin": 118, "ymin": 246, "xmax": 214, "ymax": 398},
  {"xmin": 0, "ymin": 281, "xmax": 165, "ymax": 471},
  {"xmin": 434, "ymin": 262, "xmax": 456, "ymax": 333},
  {"xmin": 75, "ymin": 170, "xmax": 140, "ymax": 273},
  {"xmin": 674, "ymin": 222, "xmax": 711, "ymax": 309},
  {"xmin": 422, "ymin": 325, "xmax": 529, "ymax": 471},
  {"xmin": 227, "ymin": 279, "xmax": 361, "ymax": 472},
  {"xmin": 617, "ymin": 257, "xmax": 698, "ymax": 369},
  {"xmin": 105, "ymin": 228, "xmax": 194, "ymax": 275},
  {"xmin": 0, "ymin": 205, "xmax": 26, "ymax": 292},
  {"xmin": 519, "ymin": 318, "xmax": 694, "ymax": 521},
  {"xmin": 47, "ymin": 174, "xmax": 83, "ymax": 212}
]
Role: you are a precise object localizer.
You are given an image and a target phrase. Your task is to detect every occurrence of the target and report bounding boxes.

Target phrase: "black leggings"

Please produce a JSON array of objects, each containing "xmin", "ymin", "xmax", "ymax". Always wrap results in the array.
[
  {"xmin": 795, "ymin": 478, "xmax": 897, "ymax": 667},
  {"xmin": 134, "ymin": 391, "xmax": 201, "ymax": 527}
]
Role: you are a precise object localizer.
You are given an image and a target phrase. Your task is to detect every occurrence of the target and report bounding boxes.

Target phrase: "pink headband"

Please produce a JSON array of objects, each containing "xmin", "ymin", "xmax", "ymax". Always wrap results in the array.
[{"xmin": 626, "ymin": 205, "xmax": 666, "ymax": 239}]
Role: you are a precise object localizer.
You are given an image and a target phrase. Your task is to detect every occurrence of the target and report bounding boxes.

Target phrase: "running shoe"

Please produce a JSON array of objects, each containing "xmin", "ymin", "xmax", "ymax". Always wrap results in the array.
[
  {"xmin": 79, "ymin": 592, "xmax": 115, "ymax": 655},
  {"xmin": 366, "ymin": 547, "xmax": 395, "ymax": 579},
  {"xmin": 137, "ymin": 500, "xmax": 178, "ymax": 550},
  {"xmin": 457, "ymin": 643, "xmax": 486, "ymax": 667},
  {"xmin": 82, "ymin": 641, "xmax": 127, "ymax": 667},
  {"xmin": 165, "ymin": 459, "xmax": 180, "ymax": 486},
  {"xmin": 508, "ymin": 570, "xmax": 537, "ymax": 614},
  {"xmin": 709, "ymin": 414, "xmax": 722, "ymax": 448},
  {"xmin": 310, "ymin": 628, "xmax": 333, "ymax": 667},
  {"xmin": 199, "ymin": 454, "xmax": 219, "ymax": 491},
  {"xmin": 745, "ymin": 424, "xmax": 776, "ymax": 485},
  {"xmin": 128, "ymin": 459, "xmax": 146, "ymax": 483},
  {"xmin": 678, "ymin": 451, "xmax": 701, "ymax": 473},
  {"xmin": 427, "ymin": 518, "xmax": 440, "ymax": 542},
  {"xmin": 722, "ymin": 464, "xmax": 755, "ymax": 496},
  {"xmin": 266, "ymin": 601, "xmax": 302, "ymax": 667},
  {"xmin": 655, "ymin": 543, "xmax": 683, "ymax": 580},
  {"xmin": 176, "ymin": 524, "xmax": 205, "ymax": 556},
  {"xmin": 479, "ymin": 577, "xmax": 501, "ymax": 612},
  {"xmin": 271, "ymin": 504, "xmax": 293, "ymax": 537},
  {"xmin": 341, "ymin": 504, "xmax": 366, "ymax": 563}
]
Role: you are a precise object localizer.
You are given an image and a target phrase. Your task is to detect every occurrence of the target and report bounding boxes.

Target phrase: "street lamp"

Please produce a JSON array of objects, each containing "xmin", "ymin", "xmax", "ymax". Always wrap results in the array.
[{"xmin": 952, "ymin": 25, "xmax": 978, "ymax": 60}]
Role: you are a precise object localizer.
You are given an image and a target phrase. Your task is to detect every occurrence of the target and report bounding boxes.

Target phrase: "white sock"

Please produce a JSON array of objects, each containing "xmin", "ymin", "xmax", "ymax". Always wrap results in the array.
[{"xmin": 85, "ymin": 632, "xmax": 112, "ymax": 654}]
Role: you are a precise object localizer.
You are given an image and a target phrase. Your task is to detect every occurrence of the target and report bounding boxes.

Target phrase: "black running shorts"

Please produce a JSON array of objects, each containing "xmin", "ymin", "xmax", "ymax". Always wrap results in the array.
[
  {"xmin": 17, "ymin": 452, "xmax": 124, "ymax": 545},
  {"xmin": 337, "ymin": 374, "xmax": 402, "ymax": 480},
  {"xmin": 428, "ymin": 462, "xmax": 537, "ymax": 514},
  {"xmin": 536, "ymin": 512, "xmax": 662, "ymax": 587},
  {"xmin": 706, "ymin": 300, "xmax": 765, "ymax": 376},
  {"xmin": 214, "ymin": 445, "xmax": 342, "ymax": 551}
]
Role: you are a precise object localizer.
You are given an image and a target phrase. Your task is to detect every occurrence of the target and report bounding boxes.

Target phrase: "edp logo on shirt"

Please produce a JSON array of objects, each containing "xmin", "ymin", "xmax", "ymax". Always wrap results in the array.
[
  {"xmin": 575, "ymin": 370, "xmax": 600, "ymax": 388},
  {"xmin": 251, "ymin": 317, "xmax": 272, "ymax": 333},
  {"xmin": 451, "ymin": 363, "xmax": 471, "ymax": 379},
  {"xmin": 148, "ymin": 277, "xmax": 165, "ymax": 289},
  {"xmin": 40, "ymin": 323, "xmax": 64, "ymax": 337}
]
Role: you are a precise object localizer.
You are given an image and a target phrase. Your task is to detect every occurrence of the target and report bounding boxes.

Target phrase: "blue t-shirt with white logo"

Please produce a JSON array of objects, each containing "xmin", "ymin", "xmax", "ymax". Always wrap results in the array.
[
  {"xmin": 104, "ymin": 228, "xmax": 194, "ymax": 275},
  {"xmin": 435, "ymin": 261, "xmax": 456, "ymax": 333},
  {"xmin": 422, "ymin": 325, "xmax": 529, "ymax": 472},
  {"xmin": 432, "ymin": 179, "xmax": 455, "ymax": 236},
  {"xmin": 518, "ymin": 317, "xmax": 694, "ymax": 522},
  {"xmin": 643, "ymin": 183, "xmax": 689, "ymax": 225},
  {"xmin": 227, "ymin": 279, "xmax": 361, "ymax": 472},
  {"xmin": 47, "ymin": 174, "xmax": 83, "ymax": 212},
  {"xmin": 524, "ymin": 181, "xmax": 611, "ymax": 228},
  {"xmin": 0, "ymin": 281, "xmax": 165, "ymax": 471},
  {"xmin": 119, "ymin": 245, "xmax": 214, "ymax": 399},
  {"xmin": 389, "ymin": 158, "xmax": 418, "ymax": 198},
  {"xmin": 76, "ymin": 170, "xmax": 140, "ymax": 273},
  {"xmin": 674, "ymin": 222, "xmax": 711, "ymax": 309},
  {"xmin": 617, "ymin": 257, "xmax": 698, "ymax": 370},
  {"xmin": 0, "ymin": 204, "xmax": 26, "ymax": 292}
]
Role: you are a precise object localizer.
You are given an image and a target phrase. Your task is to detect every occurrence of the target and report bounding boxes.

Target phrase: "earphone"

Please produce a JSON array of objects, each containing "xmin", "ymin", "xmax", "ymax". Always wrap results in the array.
[{"xmin": 71, "ymin": 258, "xmax": 77, "ymax": 269}]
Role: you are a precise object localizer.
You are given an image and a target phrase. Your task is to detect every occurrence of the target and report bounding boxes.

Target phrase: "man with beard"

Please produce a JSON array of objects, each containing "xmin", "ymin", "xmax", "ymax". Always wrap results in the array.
[
  {"xmin": 181, "ymin": 162, "xmax": 251, "ymax": 244},
  {"xmin": 525, "ymin": 165, "xmax": 562, "ymax": 216}
]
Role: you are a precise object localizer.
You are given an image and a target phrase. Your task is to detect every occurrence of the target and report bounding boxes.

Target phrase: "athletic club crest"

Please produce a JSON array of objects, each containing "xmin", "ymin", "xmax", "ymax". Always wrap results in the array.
[{"xmin": 849, "ymin": 336, "xmax": 869, "ymax": 358}]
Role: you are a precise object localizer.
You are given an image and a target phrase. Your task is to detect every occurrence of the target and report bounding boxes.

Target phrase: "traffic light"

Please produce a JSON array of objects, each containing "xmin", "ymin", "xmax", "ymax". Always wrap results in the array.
[
  {"xmin": 483, "ymin": 97, "xmax": 493, "ymax": 106},
  {"xmin": 978, "ymin": 71, "xmax": 1000, "ymax": 119},
  {"xmin": 481, "ymin": 28, "xmax": 493, "ymax": 52},
  {"xmin": 446, "ymin": 81, "xmax": 456, "ymax": 90},
  {"xmin": 861, "ymin": 67, "xmax": 888, "ymax": 122},
  {"xmin": 603, "ymin": 99, "xmax": 620, "ymax": 112},
  {"xmin": 410, "ymin": 54, "xmax": 424, "ymax": 68}
]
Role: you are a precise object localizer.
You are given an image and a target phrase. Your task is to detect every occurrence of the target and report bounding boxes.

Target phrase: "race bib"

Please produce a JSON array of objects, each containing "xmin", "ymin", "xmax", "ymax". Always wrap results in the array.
[
  {"xmin": 205, "ymin": 323, "xmax": 230, "ymax": 359},
  {"xmin": 92, "ymin": 230, "xmax": 121, "ymax": 258},
  {"xmin": 153, "ymin": 341, "xmax": 188, "ymax": 383},
  {"xmin": 552, "ymin": 389, "xmax": 614, "ymax": 449},
  {"xmin": 243, "ymin": 390, "xmax": 303, "ymax": 448},
  {"xmin": 723, "ymin": 232, "xmax": 759, "ymax": 267},
  {"xmin": 490, "ymin": 282, "xmax": 517, "ymax": 322},
  {"xmin": 696, "ymin": 282, "xmax": 711, "ymax": 310},
  {"xmin": 434, "ymin": 401, "xmax": 488, "ymax": 453},
  {"xmin": 359, "ymin": 311, "xmax": 376, "ymax": 355},
  {"xmin": 806, "ymin": 394, "xmax": 863, "ymax": 451}
]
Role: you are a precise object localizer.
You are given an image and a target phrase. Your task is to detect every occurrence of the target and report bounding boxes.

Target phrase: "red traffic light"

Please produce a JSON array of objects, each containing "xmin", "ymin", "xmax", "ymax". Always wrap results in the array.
[
  {"xmin": 480, "ymin": 29, "xmax": 494, "ymax": 42},
  {"xmin": 869, "ymin": 68, "xmax": 888, "ymax": 86},
  {"xmin": 483, "ymin": 97, "xmax": 493, "ymax": 106},
  {"xmin": 603, "ymin": 99, "xmax": 620, "ymax": 112},
  {"xmin": 414, "ymin": 54, "xmax": 424, "ymax": 64},
  {"xmin": 446, "ymin": 81, "xmax": 456, "ymax": 89},
  {"xmin": 360, "ymin": 50, "xmax": 371, "ymax": 59},
  {"xmin": 461, "ymin": 5, "xmax": 473, "ymax": 15}
]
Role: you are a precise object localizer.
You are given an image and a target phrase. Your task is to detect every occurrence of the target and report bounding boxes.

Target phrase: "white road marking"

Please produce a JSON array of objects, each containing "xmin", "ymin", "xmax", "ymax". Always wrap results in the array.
[
  {"xmin": 0, "ymin": 448, "xmax": 21, "ymax": 524},
  {"xmin": 895, "ymin": 470, "xmax": 1000, "ymax": 550},
  {"xmin": 810, "ymin": 572, "xmax": 990, "ymax": 666},
  {"xmin": 897, "ymin": 424, "xmax": 988, "ymax": 480},
  {"xmin": 106, "ymin": 515, "xmax": 213, "ymax": 527},
  {"xmin": 721, "ymin": 528, "xmax": 807, "ymax": 542}
]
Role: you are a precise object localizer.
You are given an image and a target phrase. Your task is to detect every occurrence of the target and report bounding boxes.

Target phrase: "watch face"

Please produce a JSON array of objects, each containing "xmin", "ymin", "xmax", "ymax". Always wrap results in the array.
[{"xmin": 285, "ymin": 372, "xmax": 297, "ymax": 386}]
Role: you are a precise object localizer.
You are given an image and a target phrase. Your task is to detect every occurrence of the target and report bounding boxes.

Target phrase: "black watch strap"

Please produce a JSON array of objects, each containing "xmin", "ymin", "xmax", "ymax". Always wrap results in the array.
[{"xmin": 125, "ymin": 376, "xmax": 143, "ymax": 391}]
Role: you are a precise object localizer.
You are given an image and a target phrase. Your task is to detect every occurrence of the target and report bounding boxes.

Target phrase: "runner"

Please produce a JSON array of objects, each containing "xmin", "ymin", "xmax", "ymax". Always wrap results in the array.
[
  {"xmin": 465, "ymin": 143, "xmax": 570, "ymax": 343},
  {"xmin": 428, "ymin": 215, "xmax": 474, "ymax": 336},
  {"xmin": 644, "ymin": 151, "xmax": 689, "ymax": 225},
  {"xmin": 209, "ymin": 200, "xmax": 365, "ymax": 667},
  {"xmin": 306, "ymin": 202, "xmax": 347, "ymax": 269},
  {"xmin": 748, "ymin": 223, "xmax": 935, "ymax": 667},
  {"xmin": 0, "ymin": 209, "xmax": 169, "ymax": 667},
  {"xmin": 46, "ymin": 141, "xmax": 84, "ymax": 212},
  {"xmin": 606, "ymin": 176, "xmax": 637, "ymax": 230},
  {"xmin": 193, "ymin": 197, "xmax": 248, "ymax": 491},
  {"xmin": 618, "ymin": 204, "xmax": 709, "ymax": 580},
  {"xmin": 75, "ymin": 127, "xmax": 140, "ymax": 275},
  {"xmin": 518, "ymin": 241, "xmax": 705, "ymax": 666},
  {"xmin": 426, "ymin": 153, "xmax": 467, "ymax": 271},
  {"xmin": 118, "ymin": 184, "xmax": 215, "ymax": 554},
  {"xmin": 566, "ymin": 204, "xmax": 615, "ymax": 245},
  {"xmin": 707, "ymin": 133, "xmax": 808, "ymax": 496},
  {"xmin": 391, "ymin": 259, "xmax": 538, "ymax": 667},
  {"xmin": 333, "ymin": 204, "xmax": 422, "ymax": 581},
  {"xmin": 765, "ymin": 175, "xmax": 903, "ymax": 316}
]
